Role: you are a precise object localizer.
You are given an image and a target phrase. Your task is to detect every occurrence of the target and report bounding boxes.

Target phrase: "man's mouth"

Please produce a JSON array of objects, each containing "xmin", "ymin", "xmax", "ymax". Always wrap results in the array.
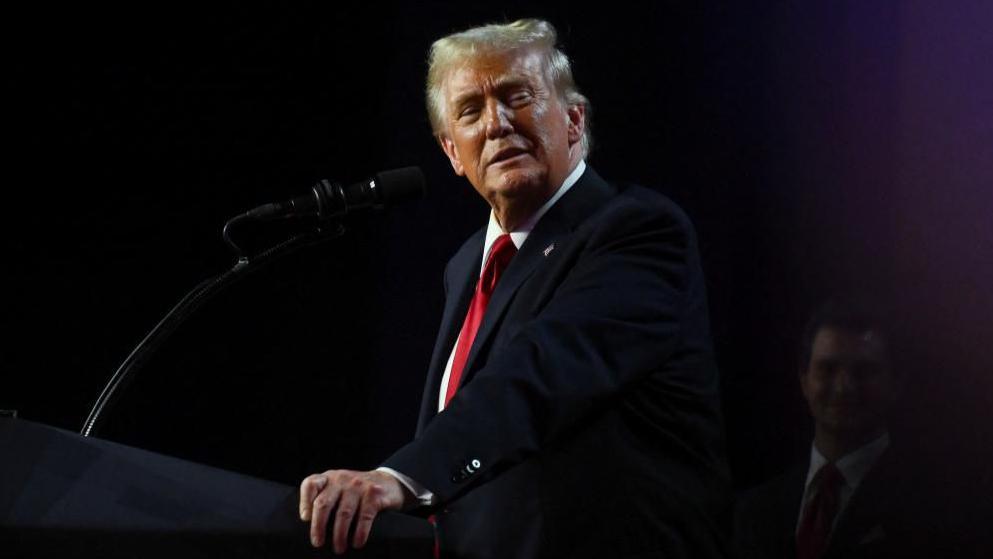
[
  {"xmin": 825, "ymin": 401, "xmax": 862, "ymax": 411},
  {"xmin": 488, "ymin": 147, "xmax": 529, "ymax": 166}
]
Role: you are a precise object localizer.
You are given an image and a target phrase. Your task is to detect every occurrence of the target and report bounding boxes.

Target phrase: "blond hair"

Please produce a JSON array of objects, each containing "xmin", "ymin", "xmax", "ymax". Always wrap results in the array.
[{"xmin": 426, "ymin": 19, "xmax": 592, "ymax": 157}]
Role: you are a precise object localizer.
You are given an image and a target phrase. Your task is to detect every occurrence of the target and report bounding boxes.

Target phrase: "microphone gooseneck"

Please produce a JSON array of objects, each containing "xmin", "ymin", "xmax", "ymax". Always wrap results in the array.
[{"xmin": 82, "ymin": 166, "xmax": 425, "ymax": 437}]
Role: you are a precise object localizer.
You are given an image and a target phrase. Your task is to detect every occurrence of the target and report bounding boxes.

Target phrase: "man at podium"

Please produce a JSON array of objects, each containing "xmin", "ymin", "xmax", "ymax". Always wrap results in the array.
[{"xmin": 300, "ymin": 19, "xmax": 729, "ymax": 558}]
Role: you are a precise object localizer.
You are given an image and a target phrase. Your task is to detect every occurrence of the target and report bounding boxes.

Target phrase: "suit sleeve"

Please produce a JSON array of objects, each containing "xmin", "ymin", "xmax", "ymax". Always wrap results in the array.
[{"xmin": 383, "ymin": 196, "xmax": 702, "ymax": 504}]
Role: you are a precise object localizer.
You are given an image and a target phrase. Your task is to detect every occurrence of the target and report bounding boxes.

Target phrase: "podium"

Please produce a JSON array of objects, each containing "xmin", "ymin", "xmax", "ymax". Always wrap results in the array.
[{"xmin": 0, "ymin": 418, "xmax": 433, "ymax": 558}]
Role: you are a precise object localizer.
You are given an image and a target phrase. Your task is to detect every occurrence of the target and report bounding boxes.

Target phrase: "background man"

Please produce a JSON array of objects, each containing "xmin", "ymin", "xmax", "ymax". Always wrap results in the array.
[
  {"xmin": 300, "ymin": 19, "xmax": 729, "ymax": 558},
  {"xmin": 733, "ymin": 298, "xmax": 938, "ymax": 559}
]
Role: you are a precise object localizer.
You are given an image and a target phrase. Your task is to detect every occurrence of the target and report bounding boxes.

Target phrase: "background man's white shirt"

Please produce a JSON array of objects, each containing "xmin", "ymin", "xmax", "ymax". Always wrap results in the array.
[{"xmin": 796, "ymin": 432, "xmax": 890, "ymax": 536}]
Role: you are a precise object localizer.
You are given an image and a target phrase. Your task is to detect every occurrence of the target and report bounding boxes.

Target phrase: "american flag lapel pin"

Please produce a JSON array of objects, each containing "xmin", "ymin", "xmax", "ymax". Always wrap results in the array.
[{"xmin": 543, "ymin": 242, "xmax": 555, "ymax": 257}]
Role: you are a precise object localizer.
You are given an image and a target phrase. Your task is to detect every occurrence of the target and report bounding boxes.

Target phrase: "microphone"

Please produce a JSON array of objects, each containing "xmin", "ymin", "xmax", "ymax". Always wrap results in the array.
[{"xmin": 244, "ymin": 166, "xmax": 426, "ymax": 221}]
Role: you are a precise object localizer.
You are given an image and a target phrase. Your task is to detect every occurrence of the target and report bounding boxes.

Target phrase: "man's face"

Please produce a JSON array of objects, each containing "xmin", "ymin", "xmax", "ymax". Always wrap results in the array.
[
  {"xmin": 437, "ymin": 47, "xmax": 584, "ymax": 218},
  {"xmin": 800, "ymin": 327, "xmax": 897, "ymax": 438}
]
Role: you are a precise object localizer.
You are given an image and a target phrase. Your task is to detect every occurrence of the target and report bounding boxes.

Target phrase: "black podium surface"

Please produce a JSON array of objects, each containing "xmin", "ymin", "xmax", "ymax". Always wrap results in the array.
[{"xmin": 0, "ymin": 418, "xmax": 433, "ymax": 558}]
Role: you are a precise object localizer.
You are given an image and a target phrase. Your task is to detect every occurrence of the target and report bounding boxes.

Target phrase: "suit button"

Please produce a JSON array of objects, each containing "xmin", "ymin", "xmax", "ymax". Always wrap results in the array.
[{"xmin": 471, "ymin": 459, "xmax": 481, "ymax": 469}]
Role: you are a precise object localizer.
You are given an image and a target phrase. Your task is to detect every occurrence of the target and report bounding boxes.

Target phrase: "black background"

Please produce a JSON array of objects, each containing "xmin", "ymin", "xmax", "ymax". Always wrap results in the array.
[{"xmin": 3, "ymin": 0, "xmax": 991, "ymax": 513}]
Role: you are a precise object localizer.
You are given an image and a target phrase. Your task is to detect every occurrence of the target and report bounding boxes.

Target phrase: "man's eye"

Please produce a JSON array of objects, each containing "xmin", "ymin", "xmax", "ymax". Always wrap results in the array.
[
  {"xmin": 459, "ymin": 107, "xmax": 480, "ymax": 120},
  {"xmin": 508, "ymin": 92, "xmax": 532, "ymax": 107},
  {"xmin": 852, "ymin": 363, "xmax": 881, "ymax": 380},
  {"xmin": 814, "ymin": 361, "xmax": 839, "ymax": 376}
]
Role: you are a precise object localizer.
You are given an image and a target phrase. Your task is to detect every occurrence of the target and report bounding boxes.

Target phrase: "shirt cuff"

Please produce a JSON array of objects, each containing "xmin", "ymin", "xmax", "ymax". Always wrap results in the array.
[{"xmin": 376, "ymin": 466, "xmax": 436, "ymax": 508}]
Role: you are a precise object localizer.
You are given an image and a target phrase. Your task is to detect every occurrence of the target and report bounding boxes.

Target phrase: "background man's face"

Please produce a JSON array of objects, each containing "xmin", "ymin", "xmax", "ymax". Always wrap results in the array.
[
  {"xmin": 437, "ymin": 47, "xmax": 582, "ymax": 216},
  {"xmin": 800, "ymin": 326, "xmax": 897, "ymax": 438}
]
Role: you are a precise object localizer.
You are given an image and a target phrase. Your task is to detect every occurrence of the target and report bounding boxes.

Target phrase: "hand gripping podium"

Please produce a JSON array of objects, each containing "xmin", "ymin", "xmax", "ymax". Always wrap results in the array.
[{"xmin": 0, "ymin": 418, "xmax": 433, "ymax": 558}]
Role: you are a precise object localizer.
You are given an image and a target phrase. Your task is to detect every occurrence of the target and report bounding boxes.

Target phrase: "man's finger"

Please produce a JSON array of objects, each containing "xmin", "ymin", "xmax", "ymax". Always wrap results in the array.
[
  {"xmin": 299, "ymin": 473, "xmax": 328, "ymax": 521},
  {"xmin": 332, "ymin": 481, "xmax": 363, "ymax": 554},
  {"xmin": 352, "ymin": 484, "xmax": 386, "ymax": 549},
  {"xmin": 310, "ymin": 482, "xmax": 341, "ymax": 548}
]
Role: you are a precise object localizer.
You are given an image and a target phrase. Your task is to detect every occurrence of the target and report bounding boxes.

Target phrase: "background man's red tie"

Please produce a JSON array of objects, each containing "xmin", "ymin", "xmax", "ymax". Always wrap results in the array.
[
  {"xmin": 443, "ymin": 233, "xmax": 517, "ymax": 408},
  {"xmin": 796, "ymin": 462, "xmax": 844, "ymax": 559}
]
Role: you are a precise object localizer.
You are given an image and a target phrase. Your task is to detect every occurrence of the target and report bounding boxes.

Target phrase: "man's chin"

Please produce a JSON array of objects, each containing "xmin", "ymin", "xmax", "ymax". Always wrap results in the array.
[
  {"xmin": 819, "ymin": 412, "xmax": 878, "ymax": 435},
  {"xmin": 485, "ymin": 168, "xmax": 547, "ymax": 197}
]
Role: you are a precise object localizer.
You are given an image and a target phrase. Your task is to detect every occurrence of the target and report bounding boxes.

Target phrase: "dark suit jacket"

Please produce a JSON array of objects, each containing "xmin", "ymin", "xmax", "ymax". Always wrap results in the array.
[
  {"xmin": 383, "ymin": 167, "xmax": 729, "ymax": 558},
  {"xmin": 732, "ymin": 447, "xmax": 944, "ymax": 559}
]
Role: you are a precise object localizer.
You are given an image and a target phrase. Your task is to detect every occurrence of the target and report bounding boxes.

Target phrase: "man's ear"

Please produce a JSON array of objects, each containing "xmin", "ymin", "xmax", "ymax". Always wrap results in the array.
[
  {"xmin": 438, "ymin": 134, "xmax": 465, "ymax": 176},
  {"xmin": 566, "ymin": 103, "xmax": 586, "ymax": 146}
]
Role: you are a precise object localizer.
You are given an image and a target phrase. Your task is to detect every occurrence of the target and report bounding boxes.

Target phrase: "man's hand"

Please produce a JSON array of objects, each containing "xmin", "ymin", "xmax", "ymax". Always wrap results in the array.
[{"xmin": 299, "ymin": 469, "xmax": 410, "ymax": 554}]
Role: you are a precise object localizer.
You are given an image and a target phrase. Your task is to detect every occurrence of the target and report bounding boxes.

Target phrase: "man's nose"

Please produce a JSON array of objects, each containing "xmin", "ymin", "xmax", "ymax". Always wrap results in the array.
[
  {"xmin": 483, "ymin": 101, "xmax": 514, "ymax": 139},
  {"xmin": 834, "ymin": 367, "xmax": 857, "ymax": 394}
]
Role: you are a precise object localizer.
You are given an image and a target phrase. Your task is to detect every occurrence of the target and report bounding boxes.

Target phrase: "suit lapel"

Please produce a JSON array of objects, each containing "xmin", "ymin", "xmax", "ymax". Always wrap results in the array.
[
  {"xmin": 416, "ymin": 229, "xmax": 483, "ymax": 435},
  {"xmin": 457, "ymin": 167, "xmax": 614, "ymax": 390},
  {"xmin": 824, "ymin": 448, "xmax": 894, "ymax": 558},
  {"xmin": 779, "ymin": 464, "xmax": 807, "ymax": 557}
]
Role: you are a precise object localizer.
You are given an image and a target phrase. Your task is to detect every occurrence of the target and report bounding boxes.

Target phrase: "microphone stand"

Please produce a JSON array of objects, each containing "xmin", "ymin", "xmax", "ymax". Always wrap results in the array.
[{"xmin": 80, "ymin": 217, "xmax": 345, "ymax": 438}]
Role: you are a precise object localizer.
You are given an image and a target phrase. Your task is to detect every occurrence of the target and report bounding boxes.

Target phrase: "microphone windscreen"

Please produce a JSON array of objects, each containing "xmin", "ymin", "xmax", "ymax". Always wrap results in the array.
[{"xmin": 376, "ymin": 166, "xmax": 426, "ymax": 206}]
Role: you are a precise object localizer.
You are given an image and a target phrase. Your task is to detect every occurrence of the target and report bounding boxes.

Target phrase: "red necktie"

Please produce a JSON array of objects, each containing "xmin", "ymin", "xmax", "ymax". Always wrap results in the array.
[
  {"xmin": 796, "ymin": 462, "xmax": 844, "ymax": 559},
  {"xmin": 443, "ymin": 233, "xmax": 517, "ymax": 408}
]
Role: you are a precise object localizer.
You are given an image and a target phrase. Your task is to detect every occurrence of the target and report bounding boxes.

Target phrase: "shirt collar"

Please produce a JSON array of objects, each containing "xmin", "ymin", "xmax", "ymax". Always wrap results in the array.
[
  {"xmin": 481, "ymin": 160, "xmax": 586, "ymax": 272},
  {"xmin": 805, "ymin": 432, "xmax": 890, "ymax": 492}
]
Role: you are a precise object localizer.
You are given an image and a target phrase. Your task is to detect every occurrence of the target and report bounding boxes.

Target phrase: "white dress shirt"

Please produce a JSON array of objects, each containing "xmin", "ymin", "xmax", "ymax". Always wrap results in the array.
[
  {"xmin": 379, "ymin": 160, "xmax": 587, "ymax": 506},
  {"xmin": 796, "ymin": 432, "xmax": 890, "ymax": 536}
]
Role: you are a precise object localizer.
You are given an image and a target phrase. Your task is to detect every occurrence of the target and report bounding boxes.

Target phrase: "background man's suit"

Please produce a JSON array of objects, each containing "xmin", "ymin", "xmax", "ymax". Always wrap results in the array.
[
  {"xmin": 733, "ymin": 447, "xmax": 943, "ymax": 559},
  {"xmin": 383, "ymin": 166, "xmax": 729, "ymax": 558}
]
